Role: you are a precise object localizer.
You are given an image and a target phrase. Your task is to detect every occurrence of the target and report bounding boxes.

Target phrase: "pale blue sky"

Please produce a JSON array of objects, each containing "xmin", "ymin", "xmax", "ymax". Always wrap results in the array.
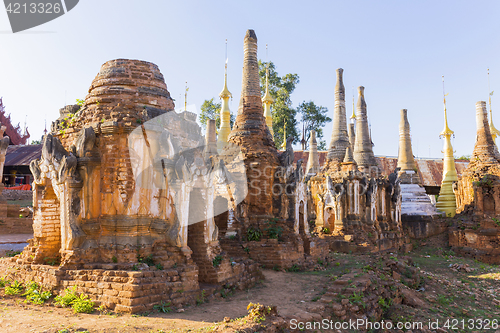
[{"xmin": 1, "ymin": 0, "xmax": 499, "ymax": 158}]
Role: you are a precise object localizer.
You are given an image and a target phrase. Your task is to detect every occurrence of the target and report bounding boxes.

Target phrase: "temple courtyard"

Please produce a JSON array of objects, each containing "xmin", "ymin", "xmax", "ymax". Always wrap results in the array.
[{"xmin": 0, "ymin": 233, "xmax": 497, "ymax": 332}]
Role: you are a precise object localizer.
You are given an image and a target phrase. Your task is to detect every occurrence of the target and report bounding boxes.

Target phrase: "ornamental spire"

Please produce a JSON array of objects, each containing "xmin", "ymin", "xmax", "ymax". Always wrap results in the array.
[
  {"xmin": 217, "ymin": 39, "xmax": 232, "ymax": 151},
  {"xmin": 262, "ymin": 48, "xmax": 274, "ymax": 138},
  {"xmin": 436, "ymin": 76, "xmax": 457, "ymax": 217},
  {"xmin": 488, "ymin": 69, "xmax": 500, "ymax": 144}
]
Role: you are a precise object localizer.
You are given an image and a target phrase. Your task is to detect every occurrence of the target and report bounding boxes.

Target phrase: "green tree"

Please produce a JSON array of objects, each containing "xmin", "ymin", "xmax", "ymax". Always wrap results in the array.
[
  {"xmin": 258, "ymin": 61, "xmax": 299, "ymax": 149},
  {"xmin": 297, "ymin": 101, "xmax": 331, "ymax": 150},
  {"xmin": 199, "ymin": 98, "xmax": 235, "ymax": 132}
]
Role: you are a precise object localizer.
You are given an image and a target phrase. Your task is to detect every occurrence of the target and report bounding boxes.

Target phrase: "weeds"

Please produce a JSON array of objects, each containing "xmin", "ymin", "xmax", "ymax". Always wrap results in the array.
[
  {"xmin": 154, "ymin": 301, "xmax": 172, "ymax": 313},
  {"xmin": 246, "ymin": 226, "xmax": 263, "ymax": 241},
  {"xmin": 196, "ymin": 290, "xmax": 207, "ymax": 305},
  {"xmin": 55, "ymin": 286, "xmax": 96, "ymax": 314},
  {"xmin": 5, "ymin": 280, "xmax": 23, "ymax": 295},
  {"xmin": 23, "ymin": 281, "xmax": 51, "ymax": 305},
  {"xmin": 212, "ymin": 255, "xmax": 223, "ymax": 267}
]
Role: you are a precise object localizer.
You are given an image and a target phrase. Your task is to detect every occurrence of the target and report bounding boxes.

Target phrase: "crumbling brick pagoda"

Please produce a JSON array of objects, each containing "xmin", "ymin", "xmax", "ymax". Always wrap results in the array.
[{"xmin": 451, "ymin": 101, "xmax": 500, "ymax": 264}]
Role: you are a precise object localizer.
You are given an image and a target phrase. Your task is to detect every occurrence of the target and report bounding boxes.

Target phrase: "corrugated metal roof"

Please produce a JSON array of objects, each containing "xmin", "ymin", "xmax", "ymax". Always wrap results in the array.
[
  {"xmin": 5, "ymin": 144, "xmax": 42, "ymax": 166},
  {"xmin": 293, "ymin": 151, "xmax": 469, "ymax": 187}
]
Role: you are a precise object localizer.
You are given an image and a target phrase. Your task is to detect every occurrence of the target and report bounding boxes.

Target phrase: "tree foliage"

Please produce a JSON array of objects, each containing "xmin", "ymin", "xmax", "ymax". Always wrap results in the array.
[
  {"xmin": 199, "ymin": 98, "xmax": 235, "ymax": 132},
  {"xmin": 258, "ymin": 61, "xmax": 299, "ymax": 149},
  {"xmin": 297, "ymin": 101, "xmax": 331, "ymax": 150}
]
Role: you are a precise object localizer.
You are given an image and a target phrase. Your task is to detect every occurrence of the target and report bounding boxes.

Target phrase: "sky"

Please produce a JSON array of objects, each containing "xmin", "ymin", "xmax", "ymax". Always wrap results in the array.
[{"xmin": 0, "ymin": 0, "xmax": 499, "ymax": 158}]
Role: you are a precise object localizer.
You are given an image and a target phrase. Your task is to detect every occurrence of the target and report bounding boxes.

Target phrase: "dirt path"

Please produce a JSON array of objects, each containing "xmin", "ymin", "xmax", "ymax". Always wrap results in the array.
[{"xmin": 0, "ymin": 270, "xmax": 328, "ymax": 333}]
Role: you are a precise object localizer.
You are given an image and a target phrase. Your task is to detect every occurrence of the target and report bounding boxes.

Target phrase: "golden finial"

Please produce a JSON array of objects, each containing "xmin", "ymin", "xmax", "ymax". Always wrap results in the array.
[
  {"xmin": 219, "ymin": 40, "xmax": 232, "ymax": 99},
  {"xmin": 281, "ymin": 122, "xmax": 287, "ymax": 150},
  {"xmin": 488, "ymin": 68, "xmax": 500, "ymax": 141},
  {"xmin": 218, "ymin": 39, "xmax": 233, "ymax": 150},
  {"xmin": 262, "ymin": 62, "xmax": 274, "ymax": 104},
  {"xmin": 184, "ymin": 81, "xmax": 189, "ymax": 111},
  {"xmin": 262, "ymin": 44, "xmax": 275, "ymax": 138},
  {"xmin": 350, "ymin": 87, "xmax": 356, "ymax": 120},
  {"xmin": 440, "ymin": 75, "xmax": 454, "ymax": 137}
]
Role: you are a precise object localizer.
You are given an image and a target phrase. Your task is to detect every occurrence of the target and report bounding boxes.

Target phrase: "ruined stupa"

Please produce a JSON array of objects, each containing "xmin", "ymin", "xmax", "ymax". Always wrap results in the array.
[
  {"xmin": 308, "ymin": 72, "xmax": 403, "ymax": 253},
  {"xmin": 353, "ymin": 86, "xmax": 378, "ymax": 173},
  {"xmin": 451, "ymin": 101, "xmax": 500, "ymax": 264},
  {"xmin": 306, "ymin": 130, "xmax": 320, "ymax": 174},
  {"xmin": 327, "ymin": 69, "xmax": 349, "ymax": 164},
  {"xmin": 223, "ymin": 30, "xmax": 328, "ymax": 268},
  {"xmin": 396, "ymin": 109, "xmax": 440, "ymax": 238},
  {"xmin": 0, "ymin": 59, "xmax": 261, "ymax": 313}
]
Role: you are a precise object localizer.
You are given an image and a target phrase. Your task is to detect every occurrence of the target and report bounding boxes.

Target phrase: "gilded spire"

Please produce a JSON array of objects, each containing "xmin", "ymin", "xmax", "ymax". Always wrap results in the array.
[
  {"xmin": 184, "ymin": 81, "xmax": 188, "ymax": 111},
  {"xmin": 217, "ymin": 41, "xmax": 233, "ymax": 151},
  {"xmin": 262, "ymin": 59, "xmax": 274, "ymax": 137},
  {"xmin": 488, "ymin": 69, "xmax": 500, "ymax": 143},
  {"xmin": 281, "ymin": 123, "xmax": 287, "ymax": 150},
  {"xmin": 350, "ymin": 91, "xmax": 356, "ymax": 120},
  {"xmin": 436, "ymin": 76, "xmax": 457, "ymax": 217},
  {"xmin": 440, "ymin": 76, "xmax": 453, "ymax": 137}
]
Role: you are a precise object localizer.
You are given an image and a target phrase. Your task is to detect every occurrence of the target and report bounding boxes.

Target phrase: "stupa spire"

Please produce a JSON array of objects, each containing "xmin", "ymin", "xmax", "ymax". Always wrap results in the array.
[
  {"xmin": 205, "ymin": 119, "xmax": 218, "ymax": 157},
  {"xmin": 227, "ymin": 29, "xmax": 276, "ymax": 157},
  {"xmin": 436, "ymin": 76, "xmax": 458, "ymax": 217},
  {"xmin": 353, "ymin": 86, "xmax": 377, "ymax": 171},
  {"xmin": 262, "ymin": 55, "xmax": 275, "ymax": 138},
  {"xmin": 471, "ymin": 101, "xmax": 500, "ymax": 164},
  {"xmin": 306, "ymin": 130, "xmax": 320, "ymax": 174},
  {"xmin": 281, "ymin": 123, "xmax": 287, "ymax": 150},
  {"xmin": 327, "ymin": 68, "xmax": 349, "ymax": 162},
  {"xmin": 350, "ymin": 90, "xmax": 356, "ymax": 121},
  {"xmin": 488, "ymin": 69, "xmax": 500, "ymax": 144},
  {"xmin": 397, "ymin": 109, "xmax": 417, "ymax": 172},
  {"xmin": 217, "ymin": 40, "xmax": 233, "ymax": 151}
]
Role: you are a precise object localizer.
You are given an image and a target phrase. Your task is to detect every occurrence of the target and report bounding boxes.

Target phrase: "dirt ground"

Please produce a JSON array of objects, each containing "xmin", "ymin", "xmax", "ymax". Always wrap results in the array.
[
  {"xmin": 0, "ymin": 233, "xmax": 499, "ymax": 333},
  {"xmin": 0, "ymin": 270, "xmax": 329, "ymax": 333}
]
